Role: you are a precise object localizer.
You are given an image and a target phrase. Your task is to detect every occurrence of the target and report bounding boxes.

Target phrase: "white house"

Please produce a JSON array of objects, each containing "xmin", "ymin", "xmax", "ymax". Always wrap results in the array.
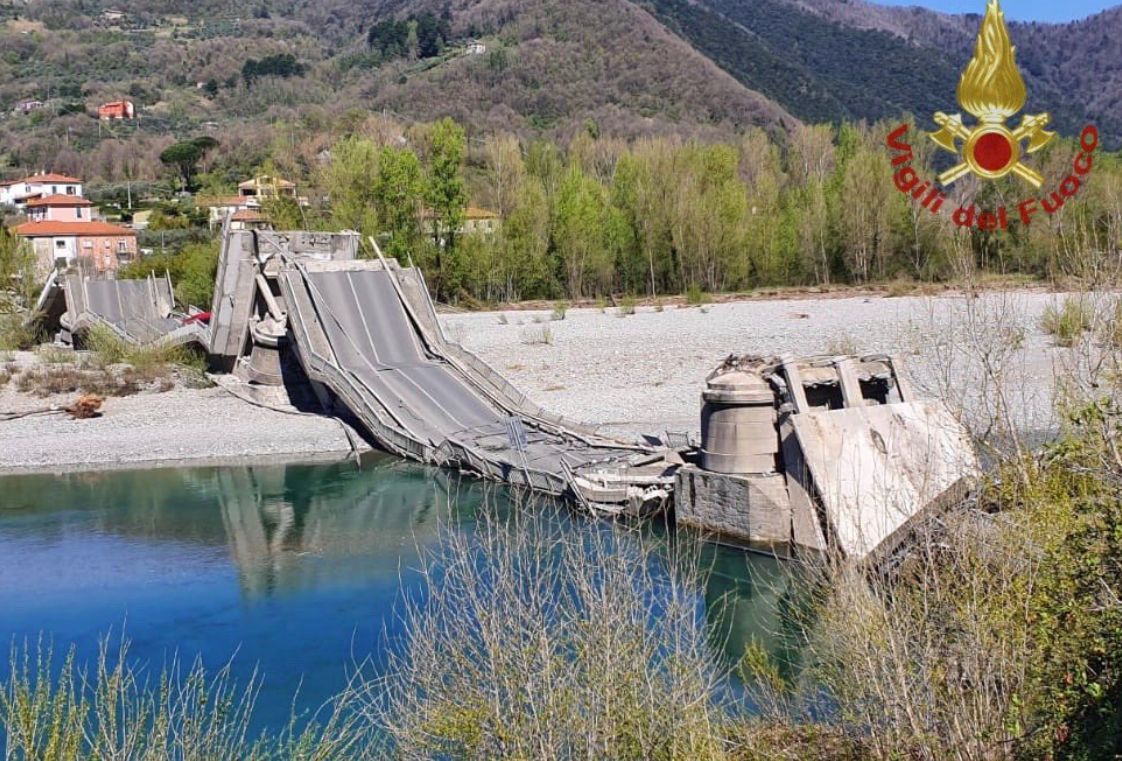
[
  {"xmin": 0, "ymin": 172, "xmax": 83, "ymax": 207},
  {"xmin": 12, "ymin": 99, "xmax": 44, "ymax": 115},
  {"xmin": 197, "ymin": 195, "xmax": 258, "ymax": 228}
]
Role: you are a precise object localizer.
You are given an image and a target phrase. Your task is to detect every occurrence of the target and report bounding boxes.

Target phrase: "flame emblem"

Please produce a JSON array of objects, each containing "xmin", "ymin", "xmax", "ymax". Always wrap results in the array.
[{"xmin": 929, "ymin": 0, "xmax": 1054, "ymax": 187}]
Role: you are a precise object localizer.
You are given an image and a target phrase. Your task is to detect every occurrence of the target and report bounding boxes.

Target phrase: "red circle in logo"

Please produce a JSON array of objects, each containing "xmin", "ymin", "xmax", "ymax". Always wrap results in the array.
[{"xmin": 973, "ymin": 132, "xmax": 1014, "ymax": 172}]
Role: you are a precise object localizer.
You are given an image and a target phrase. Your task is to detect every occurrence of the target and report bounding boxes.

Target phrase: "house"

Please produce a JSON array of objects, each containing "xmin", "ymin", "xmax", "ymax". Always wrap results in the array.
[
  {"xmin": 423, "ymin": 206, "xmax": 502, "ymax": 237},
  {"xmin": 229, "ymin": 208, "xmax": 272, "ymax": 231},
  {"xmin": 101, "ymin": 8, "xmax": 126, "ymax": 21},
  {"xmin": 463, "ymin": 206, "xmax": 501, "ymax": 234},
  {"xmin": 466, "ymin": 41, "xmax": 487, "ymax": 55},
  {"xmin": 0, "ymin": 172, "xmax": 84, "ymax": 208},
  {"xmin": 197, "ymin": 195, "xmax": 258, "ymax": 228},
  {"xmin": 12, "ymin": 99, "xmax": 44, "ymax": 115},
  {"xmin": 238, "ymin": 175, "xmax": 297, "ymax": 199},
  {"xmin": 25, "ymin": 194, "xmax": 94, "ymax": 222},
  {"xmin": 97, "ymin": 100, "xmax": 135, "ymax": 120},
  {"xmin": 12, "ymin": 220, "xmax": 138, "ymax": 276}
]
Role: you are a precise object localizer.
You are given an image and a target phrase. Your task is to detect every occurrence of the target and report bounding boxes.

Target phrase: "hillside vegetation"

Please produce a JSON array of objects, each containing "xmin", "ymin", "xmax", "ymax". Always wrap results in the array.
[{"xmin": 1, "ymin": 0, "xmax": 1120, "ymax": 184}]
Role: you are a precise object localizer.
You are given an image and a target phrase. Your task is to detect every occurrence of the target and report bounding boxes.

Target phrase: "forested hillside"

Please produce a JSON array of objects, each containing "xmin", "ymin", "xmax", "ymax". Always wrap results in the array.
[
  {"xmin": 1, "ymin": 0, "xmax": 1120, "ymax": 306},
  {"xmin": 645, "ymin": 0, "xmax": 1107, "ymax": 141},
  {"xmin": 1, "ymin": 0, "xmax": 1119, "ymax": 174}
]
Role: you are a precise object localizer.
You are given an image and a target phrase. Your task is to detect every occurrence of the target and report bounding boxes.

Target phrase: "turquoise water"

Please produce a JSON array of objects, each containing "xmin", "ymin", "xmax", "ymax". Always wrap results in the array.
[{"xmin": 0, "ymin": 458, "xmax": 793, "ymax": 731}]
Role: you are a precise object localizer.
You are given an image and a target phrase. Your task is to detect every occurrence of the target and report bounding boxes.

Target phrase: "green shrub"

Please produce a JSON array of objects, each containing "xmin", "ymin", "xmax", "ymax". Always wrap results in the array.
[
  {"xmin": 742, "ymin": 402, "xmax": 1122, "ymax": 760},
  {"xmin": 1041, "ymin": 296, "xmax": 1093, "ymax": 347},
  {"xmin": 0, "ymin": 314, "xmax": 39, "ymax": 350},
  {"xmin": 551, "ymin": 300, "xmax": 569, "ymax": 321},
  {"xmin": 85, "ymin": 323, "xmax": 204, "ymax": 379},
  {"xmin": 617, "ymin": 295, "xmax": 636, "ymax": 316},
  {"xmin": 685, "ymin": 283, "xmax": 711, "ymax": 306}
]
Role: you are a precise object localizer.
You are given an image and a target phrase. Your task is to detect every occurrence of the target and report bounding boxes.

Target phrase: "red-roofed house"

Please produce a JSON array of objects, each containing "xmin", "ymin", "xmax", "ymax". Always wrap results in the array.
[
  {"xmin": 12, "ymin": 221, "xmax": 137, "ymax": 275},
  {"xmin": 98, "ymin": 100, "xmax": 135, "ymax": 120},
  {"xmin": 0, "ymin": 172, "xmax": 83, "ymax": 207},
  {"xmin": 25, "ymin": 194, "xmax": 95, "ymax": 222}
]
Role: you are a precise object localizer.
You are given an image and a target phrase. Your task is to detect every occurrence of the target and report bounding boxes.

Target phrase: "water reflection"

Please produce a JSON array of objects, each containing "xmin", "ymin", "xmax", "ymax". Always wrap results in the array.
[
  {"xmin": 1, "ymin": 459, "xmax": 798, "ymax": 727},
  {"xmin": 212, "ymin": 461, "xmax": 469, "ymax": 599}
]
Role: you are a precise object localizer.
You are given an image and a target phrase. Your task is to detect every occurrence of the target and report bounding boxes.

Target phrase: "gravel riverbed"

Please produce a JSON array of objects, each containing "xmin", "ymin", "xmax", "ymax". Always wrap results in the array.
[
  {"xmin": 447, "ymin": 291, "xmax": 1069, "ymax": 439},
  {"xmin": 0, "ymin": 291, "xmax": 1077, "ymax": 473}
]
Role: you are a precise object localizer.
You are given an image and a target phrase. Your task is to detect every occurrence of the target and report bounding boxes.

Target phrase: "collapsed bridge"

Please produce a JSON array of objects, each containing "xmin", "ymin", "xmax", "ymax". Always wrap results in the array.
[{"xmin": 39, "ymin": 228, "xmax": 979, "ymax": 560}]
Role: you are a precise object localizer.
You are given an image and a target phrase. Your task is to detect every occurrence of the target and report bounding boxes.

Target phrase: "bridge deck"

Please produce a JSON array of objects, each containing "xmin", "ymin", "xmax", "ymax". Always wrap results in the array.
[{"xmin": 280, "ymin": 261, "xmax": 666, "ymax": 503}]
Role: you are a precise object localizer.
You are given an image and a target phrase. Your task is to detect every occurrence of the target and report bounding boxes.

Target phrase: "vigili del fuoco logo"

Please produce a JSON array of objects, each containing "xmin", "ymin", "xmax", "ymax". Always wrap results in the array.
[{"xmin": 886, "ymin": 0, "xmax": 1098, "ymax": 232}]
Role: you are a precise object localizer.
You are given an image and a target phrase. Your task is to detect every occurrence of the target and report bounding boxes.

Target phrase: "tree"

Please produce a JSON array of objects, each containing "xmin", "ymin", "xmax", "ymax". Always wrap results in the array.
[
  {"xmin": 321, "ymin": 136, "xmax": 380, "ymax": 236},
  {"xmin": 414, "ymin": 13, "xmax": 444, "ymax": 59},
  {"xmin": 612, "ymin": 139, "xmax": 678, "ymax": 296},
  {"xmin": 554, "ymin": 165, "xmax": 620, "ymax": 297},
  {"xmin": 0, "ymin": 226, "xmax": 38, "ymax": 312},
  {"xmin": 242, "ymin": 54, "xmax": 305, "ymax": 87},
  {"xmin": 373, "ymin": 146, "xmax": 424, "ymax": 258},
  {"xmin": 368, "ymin": 19, "xmax": 412, "ymax": 58},
  {"xmin": 670, "ymin": 145, "xmax": 749, "ymax": 291},
  {"xmin": 839, "ymin": 142, "xmax": 895, "ymax": 282},
  {"xmin": 424, "ymin": 118, "xmax": 467, "ymax": 298},
  {"xmin": 482, "ymin": 134, "xmax": 525, "ymax": 221},
  {"xmin": 498, "ymin": 176, "xmax": 551, "ymax": 301},
  {"xmin": 118, "ymin": 241, "xmax": 219, "ymax": 309},
  {"xmin": 158, "ymin": 137, "xmax": 219, "ymax": 191},
  {"xmin": 159, "ymin": 142, "xmax": 203, "ymax": 191}
]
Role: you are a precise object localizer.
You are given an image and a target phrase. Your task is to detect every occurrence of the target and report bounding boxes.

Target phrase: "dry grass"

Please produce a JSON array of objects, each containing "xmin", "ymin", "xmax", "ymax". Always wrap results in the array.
[
  {"xmin": 519, "ymin": 324, "xmax": 553, "ymax": 345},
  {"xmin": 14, "ymin": 363, "xmax": 142, "ymax": 398},
  {"xmin": 1, "ymin": 634, "xmax": 370, "ymax": 760},
  {"xmin": 7, "ymin": 326, "xmax": 207, "ymax": 399},
  {"xmin": 371, "ymin": 505, "xmax": 733, "ymax": 760}
]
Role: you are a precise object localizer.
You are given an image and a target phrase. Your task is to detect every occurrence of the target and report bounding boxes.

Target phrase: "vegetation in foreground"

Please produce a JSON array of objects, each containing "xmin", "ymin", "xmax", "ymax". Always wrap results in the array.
[{"xmin": 1, "ymin": 325, "xmax": 207, "ymax": 400}]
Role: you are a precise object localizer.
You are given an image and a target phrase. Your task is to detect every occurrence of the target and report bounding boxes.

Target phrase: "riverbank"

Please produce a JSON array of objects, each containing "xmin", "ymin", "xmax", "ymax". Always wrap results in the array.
[
  {"xmin": 0, "ymin": 290, "xmax": 1074, "ymax": 473},
  {"xmin": 0, "ymin": 353, "xmax": 364, "ymax": 474}
]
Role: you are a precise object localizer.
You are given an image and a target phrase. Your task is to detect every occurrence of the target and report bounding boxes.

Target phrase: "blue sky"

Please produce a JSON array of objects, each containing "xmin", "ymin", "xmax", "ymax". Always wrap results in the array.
[{"xmin": 868, "ymin": 0, "xmax": 1119, "ymax": 22}]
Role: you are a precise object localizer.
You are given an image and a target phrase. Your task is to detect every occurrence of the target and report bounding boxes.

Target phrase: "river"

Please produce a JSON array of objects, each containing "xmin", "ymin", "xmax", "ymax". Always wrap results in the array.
[{"xmin": 0, "ymin": 457, "xmax": 794, "ymax": 732}]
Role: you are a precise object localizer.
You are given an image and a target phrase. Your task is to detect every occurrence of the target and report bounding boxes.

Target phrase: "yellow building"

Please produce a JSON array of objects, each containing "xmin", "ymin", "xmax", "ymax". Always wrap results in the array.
[
  {"xmin": 238, "ymin": 175, "xmax": 297, "ymax": 199},
  {"xmin": 422, "ymin": 206, "xmax": 501, "ymax": 237}
]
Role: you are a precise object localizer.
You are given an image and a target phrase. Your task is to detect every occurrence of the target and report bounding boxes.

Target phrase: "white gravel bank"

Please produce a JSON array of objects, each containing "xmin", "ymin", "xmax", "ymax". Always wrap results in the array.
[
  {"xmin": 446, "ymin": 291, "xmax": 1072, "ymax": 440},
  {"xmin": 0, "ymin": 355, "xmax": 361, "ymax": 474}
]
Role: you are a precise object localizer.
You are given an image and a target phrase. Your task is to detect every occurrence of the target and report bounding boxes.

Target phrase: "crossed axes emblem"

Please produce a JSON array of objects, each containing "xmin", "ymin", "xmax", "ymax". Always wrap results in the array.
[{"xmin": 929, "ymin": 111, "xmax": 1054, "ymax": 188}]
